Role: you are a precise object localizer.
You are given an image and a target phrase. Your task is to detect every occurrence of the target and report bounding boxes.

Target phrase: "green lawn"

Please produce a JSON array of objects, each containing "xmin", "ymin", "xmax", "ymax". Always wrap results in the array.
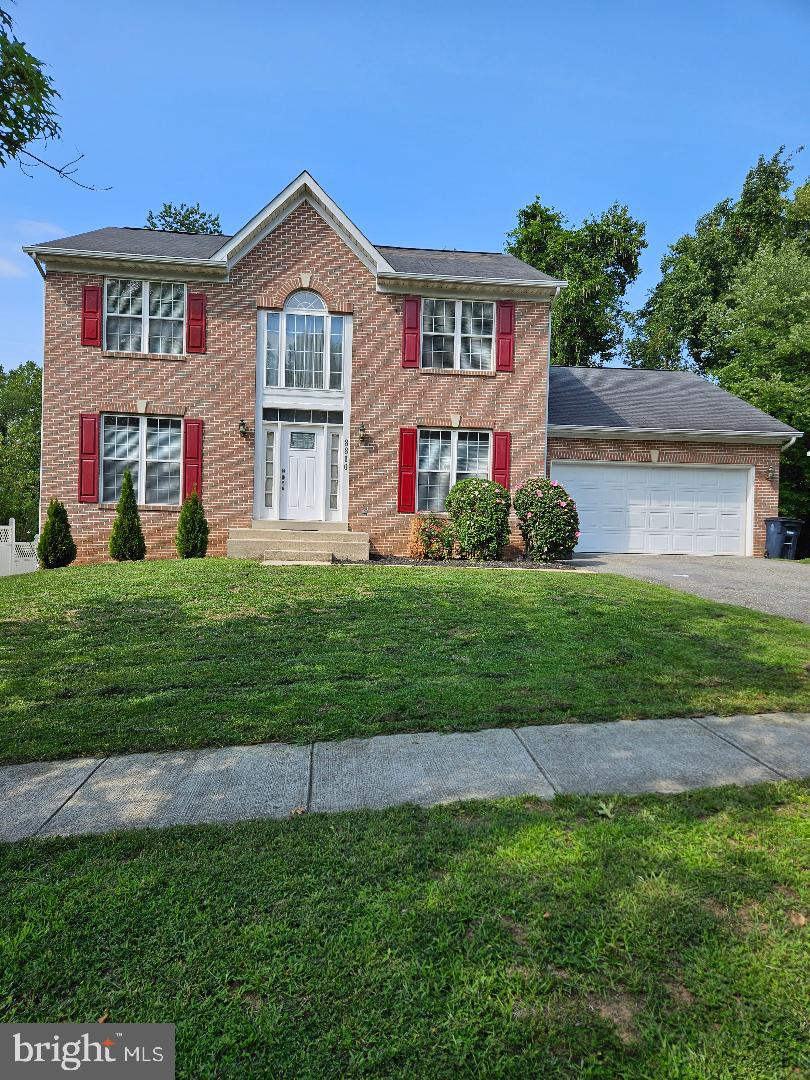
[
  {"xmin": 1, "ymin": 559, "xmax": 808, "ymax": 765},
  {"xmin": 2, "ymin": 783, "xmax": 808, "ymax": 1077}
]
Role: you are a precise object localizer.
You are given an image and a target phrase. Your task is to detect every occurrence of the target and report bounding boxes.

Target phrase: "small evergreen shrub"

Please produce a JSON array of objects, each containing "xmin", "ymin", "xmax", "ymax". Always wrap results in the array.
[
  {"xmin": 37, "ymin": 498, "xmax": 77, "ymax": 569},
  {"xmin": 444, "ymin": 478, "xmax": 511, "ymax": 561},
  {"xmin": 175, "ymin": 489, "xmax": 209, "ymax": 558},
  {"xmin": 513, "ymin": 477, "xmax": 580, "ymax": 561},
  {"xmin": 407, "ymin": 512, "xmax": 455, "ymax": 560},
  {"xmin": 109, "ymin": 469, "xmax": 146, "ymax": 561}
]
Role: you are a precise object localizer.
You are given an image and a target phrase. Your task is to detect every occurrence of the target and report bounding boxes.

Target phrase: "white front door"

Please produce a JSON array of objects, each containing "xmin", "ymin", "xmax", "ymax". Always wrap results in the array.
[
  {"xmin": 551, "ymin": 462, "xmax": 751, "ymax": 555},
  {"xmin": 281, "ymin": 426, "xmax": 324, "ymax": 520}
]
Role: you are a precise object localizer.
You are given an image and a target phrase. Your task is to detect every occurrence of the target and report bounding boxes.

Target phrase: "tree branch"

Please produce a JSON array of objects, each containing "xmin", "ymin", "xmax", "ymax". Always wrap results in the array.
[{"xmin": 17, "ymin": 148, "xmax": 111, "ymax": 191}]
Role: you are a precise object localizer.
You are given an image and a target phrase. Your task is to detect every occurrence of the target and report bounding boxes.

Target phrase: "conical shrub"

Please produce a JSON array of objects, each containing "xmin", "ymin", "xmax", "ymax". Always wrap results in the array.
[
  {"xmin": 37, "ymin": 498, "xmax": 77, "ymax": 568},
  {"xmin": 175, "ymin": 489, "xmax": 209, "ymax": 558},
  {"xmin": 109, "ymin": 469, "xmax": 146, "ymax": 561}
]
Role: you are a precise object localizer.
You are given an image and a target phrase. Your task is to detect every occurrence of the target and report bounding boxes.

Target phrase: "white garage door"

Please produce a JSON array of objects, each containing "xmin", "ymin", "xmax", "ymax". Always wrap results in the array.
[{"xmin": 550, "ymin": 462, "xmax": 751, "ymax": 555}]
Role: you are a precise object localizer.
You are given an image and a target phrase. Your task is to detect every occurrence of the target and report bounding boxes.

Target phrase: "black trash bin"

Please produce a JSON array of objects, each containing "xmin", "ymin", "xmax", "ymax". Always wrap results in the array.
[{"xmin": 764, "ymin": 517, "xmax": 804, "ymax": 559}]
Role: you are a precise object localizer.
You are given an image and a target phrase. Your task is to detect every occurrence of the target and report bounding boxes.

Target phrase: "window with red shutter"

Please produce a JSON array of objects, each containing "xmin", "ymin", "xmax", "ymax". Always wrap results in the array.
[
  {"xmin": 182, "ymin": 418, "xmax": 204, "ymax": 497},
  {"xmin": 492, "ymin": 431, "xmax": 511, "ymax": 489},
  {"xmin": 402, "ymin": 297, "xmax": 420, "ymax": 368},
  {"xmin": 495, "ymin": 301, "xmax": 515, "ymax": 372},
  {"xmin": 186, "ymin": 292, "xmax": 207, "ymax": 354},
  {"xmin": 78, "ymin": 413, "xmax": 100, "ymax": 502},
  {"xmin": 81, "ymin": 286, "xmax": 102, "ymax": 347},
  {"xmin": 397, "ymin": 427, "xmax": 417, "ymax": 511}
]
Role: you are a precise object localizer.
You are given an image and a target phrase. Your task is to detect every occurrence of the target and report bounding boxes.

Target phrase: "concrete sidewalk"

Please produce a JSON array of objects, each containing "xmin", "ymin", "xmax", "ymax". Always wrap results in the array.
[{"xmin": 2, "ymin": 712, "xmax": 809, "ymax": 842}]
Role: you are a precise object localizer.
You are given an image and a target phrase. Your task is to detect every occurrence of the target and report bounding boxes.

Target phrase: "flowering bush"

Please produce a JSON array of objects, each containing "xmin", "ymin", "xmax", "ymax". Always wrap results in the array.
[
  {"xmin": 444, "ymin": 478, "xmax": 511, "ymax": 561},
  {"xmin": 513, "ymin": 477, "xmax": 580, "ymax": 561},
  {"xmin": 407, "ymin": 512, "xmax": 455, "ymax": 560}
]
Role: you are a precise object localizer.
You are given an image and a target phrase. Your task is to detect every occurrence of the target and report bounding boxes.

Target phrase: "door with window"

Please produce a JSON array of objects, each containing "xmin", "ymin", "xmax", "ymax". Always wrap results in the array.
[{"xmin": 280, "ymin": 427, "xmax": 323, "ymax": 520}]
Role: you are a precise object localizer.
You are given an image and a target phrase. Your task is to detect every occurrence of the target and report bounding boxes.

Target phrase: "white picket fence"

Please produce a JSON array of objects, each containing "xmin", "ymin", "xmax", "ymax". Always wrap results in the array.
[{"xmin": 0, "ymin": 519, "xmax": 39, "ymax": 577}]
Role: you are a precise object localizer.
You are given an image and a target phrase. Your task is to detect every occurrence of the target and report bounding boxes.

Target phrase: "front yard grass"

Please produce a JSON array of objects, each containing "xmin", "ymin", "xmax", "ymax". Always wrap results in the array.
[
  {"xmin": 2, "ymin": 782, "xmax": 808, "ymax": 1077},
  {"xmin": 1, "ymin": 558, "xmax": 808, "ymax": 765}
]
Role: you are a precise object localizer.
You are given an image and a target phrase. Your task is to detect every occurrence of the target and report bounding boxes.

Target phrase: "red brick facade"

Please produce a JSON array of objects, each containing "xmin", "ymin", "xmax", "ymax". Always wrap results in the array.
[
  {"xmin": 40, "ymin": 202, "xmax": 549, "ymax": 561},
  {"xmin": 547, "ymin": 437, "xmax": 780, "ymax": 555},
  {"xmin": 39, "ymin": 199, "xmax": 780, "ymax": 562}
]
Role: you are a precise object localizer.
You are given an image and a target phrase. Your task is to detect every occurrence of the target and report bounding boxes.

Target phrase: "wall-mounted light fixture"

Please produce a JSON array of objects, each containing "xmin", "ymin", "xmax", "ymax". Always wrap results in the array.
[
  {"xmin": 767, "ymin": 465, "xmax": 777, "ymax": 482},
  {"xmin": 358, "ymin": 422, "xmax": 370, "ymax": 444},
  {"xmin": 238, "ymin": 419, "xmax": 250, "ymax": 439}
]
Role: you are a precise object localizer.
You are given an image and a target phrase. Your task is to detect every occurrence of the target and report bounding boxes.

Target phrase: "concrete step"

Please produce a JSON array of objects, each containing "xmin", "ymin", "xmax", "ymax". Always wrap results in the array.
[
  {"xmin": 228, "ymin": 528, "xmax": 369, "ymax": 547},
  {"xmin": 247, "ymin": 519, "xmax": 349, "ymax": 532},
  {"xmin": 227, "ymin": 534, "xmax": 370, "ymax": 562}
]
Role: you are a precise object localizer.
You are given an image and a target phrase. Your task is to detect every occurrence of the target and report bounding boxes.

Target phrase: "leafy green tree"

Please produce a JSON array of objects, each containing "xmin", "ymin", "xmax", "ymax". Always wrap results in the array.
[
  {"xmin": 146, "ymin": 202, "xmax": 221, "ymax": 234},
  {"xmin": 37, "ymin": 498, "xmax": 76, "ymax": 568},
  {"xmin": 109, "ymin": 469, "xmax": 146, "ymax": 561},
  {"xmin": 704, "ymin": 240, "xmax": 810, "ymax": 521},
  {"xmin": 0, "ymin": 361, "xmax": 41, "ymax": 539},
  {"xmin": 629, "ymin": 148, "xmax": 810, "ymax": 372},
  {"xmin": 506, "ymin": 198, "xmax": 646, "ymax": 366},
  {"xmin": 0, "ymin": 6, "xmax": 59, "ymax": 167},
  {"xmin": 175, "ymin": 489, "xmax": 209, "ymax": 558}
]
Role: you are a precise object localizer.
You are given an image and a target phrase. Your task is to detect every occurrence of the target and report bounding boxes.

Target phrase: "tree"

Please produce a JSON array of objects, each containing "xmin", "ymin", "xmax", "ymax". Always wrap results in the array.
[
  {"xmin": 0, "ymin": 361, "xmax": 41, "ymax": 539},
  {"xmin": 704, "ymin": 240, "xmax": 810, "ymax": 522},
  {"xmin": 146, "ymin": 202, "xmax": 221, "ymax": 234},
  {"xmin": 109, "ymin": 469, "xmax": 146, "ymax": 561},
  {"xmin": 628, "ymin": 148, "xmax": 810, "ymax": 372},
  {"xmin": 37, "ymin": 498, "xmax": 76, "ymax": 569},
  {"xmin": 506, "ymin": 198, "xmax": 646, "ymax": 366},
  {"xmin": 175, "ymin": 489, "xmax": 209, "ymax": 558}
]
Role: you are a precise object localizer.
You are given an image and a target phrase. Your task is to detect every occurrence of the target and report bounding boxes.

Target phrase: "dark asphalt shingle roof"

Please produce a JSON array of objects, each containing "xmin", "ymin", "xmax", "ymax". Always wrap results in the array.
[
  {"xmin": 32, "ymin": 229, "xmax": 560, "ymax": 283},
  {"xmin": 35, "ymin": 227, "xmax": 231, "ymax": 259},
  {"xmin": 548, "ymin": 366, "xmax": 800, "ymax": 436},
  {"xmin": 376, "ymin": 246, "xmax": 561, "ymax": 283}
]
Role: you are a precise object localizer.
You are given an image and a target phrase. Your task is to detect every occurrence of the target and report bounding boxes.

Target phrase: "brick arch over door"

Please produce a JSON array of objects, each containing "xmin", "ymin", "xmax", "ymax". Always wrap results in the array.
[{"xmin": 256, "ymin": 273, "xmax": 354, "ymax": 314}]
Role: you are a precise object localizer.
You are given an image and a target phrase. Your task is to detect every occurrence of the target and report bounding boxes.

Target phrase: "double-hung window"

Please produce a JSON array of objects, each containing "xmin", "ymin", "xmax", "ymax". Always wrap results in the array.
[
  {"xmin": 417, "ymin": 429, "xmax": 491, "ymax": 512},
  {"xmin": 421, "ymin": 299, "xmax": 495, "ymax": 371},
  {"xmin": 101, "ymin": 414, "xmax": 182, "ymax": 505},
  {"xmin": 105, "ymin": 280, "xmax": 186, "ymax": 355},
  {"xmin": 264, "ymin": 290, "xmax": 344, "ymax": 390}
]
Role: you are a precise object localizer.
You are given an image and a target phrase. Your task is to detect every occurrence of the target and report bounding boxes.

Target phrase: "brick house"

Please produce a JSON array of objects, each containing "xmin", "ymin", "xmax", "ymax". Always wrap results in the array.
[{"xmin": 25, "ymin": 172, "xmax": 801, "ymax": 563}]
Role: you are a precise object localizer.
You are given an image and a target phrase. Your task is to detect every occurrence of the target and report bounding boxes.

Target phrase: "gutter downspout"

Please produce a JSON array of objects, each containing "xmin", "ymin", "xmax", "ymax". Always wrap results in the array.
[
  {"xmin": 781, "ymin": 435, "xmax": 799, "ymax": 453},
  {"xmin": 543, "ymin": 287, "xmax": 560, "ymax": 478},
  {"xmin": 27, "ymin": 251, "xmax": 46, "ymax": 279}
]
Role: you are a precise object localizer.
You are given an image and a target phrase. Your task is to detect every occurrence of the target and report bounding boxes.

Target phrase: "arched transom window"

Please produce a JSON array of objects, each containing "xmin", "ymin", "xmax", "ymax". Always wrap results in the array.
[{"xmin": 263, "ymin": 290, "xmax": 344, "ymax": 390}]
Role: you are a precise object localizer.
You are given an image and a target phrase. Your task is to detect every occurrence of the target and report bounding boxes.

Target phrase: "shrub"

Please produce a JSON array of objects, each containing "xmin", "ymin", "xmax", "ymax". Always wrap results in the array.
[
  {"xmin": 407, "ymin": 512, "xmax": 455, "ymax": 560},
  {"xmin": 513, "ymin": 477, "xmax": 580, "ymax": 561},
  {"xmin": 37, "ymin": 498, "xmax": 77, "ymax": 569},
  {"xmin": 109, "ymin": 469, "xmax": 146, "ymax": 561},
  {"xmin": 175, "ymin": 489, "xmax": 209, "ymax": 558},
  {"xmin": 444, "ymin": 478, "xmax": 511, "ymax": 561}
]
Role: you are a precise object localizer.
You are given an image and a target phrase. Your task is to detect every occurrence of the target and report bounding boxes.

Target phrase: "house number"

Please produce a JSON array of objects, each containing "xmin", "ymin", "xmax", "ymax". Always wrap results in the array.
[{"xmin": 344, "ymin": 438, "xmax": 349, "ymax": 470}]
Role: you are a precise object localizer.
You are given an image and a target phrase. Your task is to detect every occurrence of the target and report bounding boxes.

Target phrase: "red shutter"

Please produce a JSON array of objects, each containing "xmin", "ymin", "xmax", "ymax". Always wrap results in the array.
[
  {"xmin": 81, "ymin": 285, "xmax": 102, "ymax": 347},
  {"xmin": 402, "ymin": 296, "xmax": 420, "ymax": 368},
  {"xmin": 492, "ymin": 431, "xmax": 511, "ymax": 489},
  {"xmin": 186, "ymin": 292, "xmax": 207, "ymax": 354},
  {"xmin": 183, "ymin": 418, "xmax": 203, "ymax": 498},
  {"xmin": 78, "ymin": 412, "xmax": 100, "ymax": 502},
  {"xmin": 397, "ymin": 427, "xmax": 417, "ymax": 512},
  {"xmin": 495, "ymin": 301, "xmax": 515, "ymax": 372}
]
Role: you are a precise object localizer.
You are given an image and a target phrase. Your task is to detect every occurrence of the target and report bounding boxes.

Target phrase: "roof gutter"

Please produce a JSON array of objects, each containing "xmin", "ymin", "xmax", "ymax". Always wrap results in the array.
[
  {"xmin": 377, "ymin": 270, "xmax": 568, "ymax": 289},
  {"xmin": 22, "ymin": 245, "xmax": 226, "ymax": 269},
  {"xmin": 548, "ymin": 423, "xmax": 802, "ymax": 443}
]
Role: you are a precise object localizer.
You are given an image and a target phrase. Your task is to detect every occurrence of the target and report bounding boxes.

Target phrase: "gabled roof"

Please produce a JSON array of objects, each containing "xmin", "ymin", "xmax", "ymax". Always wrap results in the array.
[
  {"xmin": 23, "ymin": 172, "xmax": 564, "ymax": 291},
  {"xmin": 548, "ymin": 366, "xmax": 801, "ymax": 440}
]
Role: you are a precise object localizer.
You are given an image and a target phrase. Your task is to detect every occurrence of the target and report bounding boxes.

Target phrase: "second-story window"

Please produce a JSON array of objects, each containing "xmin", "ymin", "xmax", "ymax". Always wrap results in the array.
[
  {"xmin": 105, "ymin": 280, "xmax": 185, "ymax": 355},
  {"xmin": 264, "ymin": 290, "xmax": 344, "ymax": 391},
  {"xmin": 421, "ymin": 299, "xmax": 495, "ymax": 371}
]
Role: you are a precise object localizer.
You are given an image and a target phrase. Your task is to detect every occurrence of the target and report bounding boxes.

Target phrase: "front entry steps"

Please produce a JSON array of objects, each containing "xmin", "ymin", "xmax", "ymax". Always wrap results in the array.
[{"xmin": 227, "ymin": 520, "xmax": 370, "ymax": 564}]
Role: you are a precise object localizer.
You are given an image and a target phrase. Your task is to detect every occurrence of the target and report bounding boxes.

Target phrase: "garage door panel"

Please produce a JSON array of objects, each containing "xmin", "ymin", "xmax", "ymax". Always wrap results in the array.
[{"xmin": 551, "ymin": 462, "xmax": 749, "ymax": 556}]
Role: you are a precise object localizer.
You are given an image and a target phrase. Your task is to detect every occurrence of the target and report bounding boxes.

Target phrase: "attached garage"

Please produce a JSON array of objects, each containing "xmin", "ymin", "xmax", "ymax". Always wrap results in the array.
[{"xmin": 550, "ymin": 462, "xmax": 751, "ymax": 555}]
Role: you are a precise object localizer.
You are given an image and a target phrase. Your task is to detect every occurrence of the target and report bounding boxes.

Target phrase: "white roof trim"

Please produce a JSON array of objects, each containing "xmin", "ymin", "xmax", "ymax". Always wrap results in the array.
[
  {"xmin": 213, "ymin": 171, "xmax": 393, "ymax": 274},
  {"xmin": 377, "ymin": 270, "xmax": 568, "ymax": 289},
  {"xmin": 547, "ymin": 423, "xmax": 801, "ymax": 442},
  {"xmin": 22, "ymin": 246, "xmax": 222, "ymax": 268}
]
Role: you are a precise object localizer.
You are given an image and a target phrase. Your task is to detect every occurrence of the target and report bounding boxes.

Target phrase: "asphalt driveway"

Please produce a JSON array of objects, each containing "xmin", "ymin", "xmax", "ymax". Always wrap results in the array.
[{"xmin": 571, "ymin": 553, "xmax": 810, "ymax": 623}]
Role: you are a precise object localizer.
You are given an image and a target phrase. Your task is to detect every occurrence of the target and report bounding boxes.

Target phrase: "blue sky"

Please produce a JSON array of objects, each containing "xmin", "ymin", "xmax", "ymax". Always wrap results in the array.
[{"xmin": 1, "ymin": 0, "xmax": 808, "ymax": 369}]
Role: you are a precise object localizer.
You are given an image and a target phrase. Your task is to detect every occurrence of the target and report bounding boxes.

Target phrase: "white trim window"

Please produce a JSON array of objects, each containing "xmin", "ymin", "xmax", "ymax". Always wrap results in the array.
[
  {"xmin": 104, "ymin": 280, "xmax": 186, "ymax": 355},
  {"xmin": 421, "ymin": 299, "xmax": 495, "ymax": 371},
  {"xmin": 101, "ymin": 414, "xmax": 182, "ymax": 505},
  {"xmin": 264, "ymin": 290, "xmax": 344, "ymax": 390},
  {"xmin": 417, "ymin": 428, "xmax": 491, "ymax": 511}
]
